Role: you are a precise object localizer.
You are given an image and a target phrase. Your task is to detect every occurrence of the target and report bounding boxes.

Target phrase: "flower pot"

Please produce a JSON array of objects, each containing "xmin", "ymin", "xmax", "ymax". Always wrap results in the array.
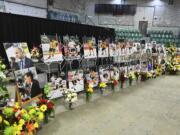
[
  {"xmin": 100, "ymin": 88, "xmax": 103, "ymax": 94},
  {"xmin": 44, "ymin": 112, "xmax": 49, "ymax": 124},
  {"xmin": 69, "ymin": 102, "xmax": 73, "ymax": 110},
  {"xmin": 129, "ymin": 79, "xmax": 133, "ymax": 86}
]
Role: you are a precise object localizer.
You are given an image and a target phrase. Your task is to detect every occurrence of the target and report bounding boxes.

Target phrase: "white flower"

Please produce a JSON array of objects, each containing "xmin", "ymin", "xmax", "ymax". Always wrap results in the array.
[
  {"xmin": 72, "ymin": 93, "xmax": 77, "ymax": 97},
  {"xmin": 1, "ymin": 64, "xmax": 6, "ymax": 69},
  {"xmin": 0, "ymin": 71, "xmax": 6, "ymax": 79},
  {"xmin": 71, "ymin": 97, "xmax": 77, "ymax": 103}
]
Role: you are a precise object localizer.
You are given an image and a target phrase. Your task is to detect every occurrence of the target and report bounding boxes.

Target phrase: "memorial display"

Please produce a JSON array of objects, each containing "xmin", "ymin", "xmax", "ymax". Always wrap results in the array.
[{"xmin": 1, "ymin": 31, "xmax": 177, "ymax": 135}]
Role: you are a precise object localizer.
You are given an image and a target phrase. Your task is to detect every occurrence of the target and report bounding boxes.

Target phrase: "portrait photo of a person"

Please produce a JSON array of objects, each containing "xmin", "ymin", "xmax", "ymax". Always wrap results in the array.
[
  {"xmin": 3, "ymin": 42, "xmax": 33, "ymax": 70},
  {"xmin": 24, "ymin": 72, "xmax": 42, "ymax": 98},
  {"xmin": 15, "ymin": 47, "xmax": 33, "ymax": 70}
]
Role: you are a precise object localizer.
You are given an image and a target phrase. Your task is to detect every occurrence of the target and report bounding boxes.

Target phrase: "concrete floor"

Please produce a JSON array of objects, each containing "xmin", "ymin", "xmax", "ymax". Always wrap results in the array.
[{"xmin": 38, "ymin": 75, "xmax": 180, "ymax": 135}]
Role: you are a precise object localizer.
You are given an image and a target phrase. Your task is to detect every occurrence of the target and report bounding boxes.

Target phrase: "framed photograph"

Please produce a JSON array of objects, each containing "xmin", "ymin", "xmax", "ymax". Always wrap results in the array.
[
  {"xmin": 98, "ymin": 40, "xmax": 109, "ymax": 58},
  {"xmin": 68, "ymin": 70, "xmax": 84, "ymax": 92},
  {"xmin": 47, "ymin": 72, "xmax": 67, "ymax": 99},
  {"xmin": 99, "ymin": 66, "xmax": 110, "ymax": 83},
  {"xmin": 83, "ymin": 37, "xmax": 97, "ymax": 58},
  {"xmin": 109, "ymin": 42, "xmax": 118, "ymax": 57},
  {"xmin": 14, "ymin": 67, "xmax": 42, "ymax": 103},
  {"xmin": 63, "ymin": 35, "xmax": 81, "ymax": 60},
  {"xmin": 109, "ymin": 65, "xmax": 119, "ymax": 81},
  {"xmin": 3, "ymin": 42, "xmax": 33, "ymax": 70},
  {"xmin": 85, "ymin": 68, "xmax": 99, "ymax": 87},
  {"xmin": 41, "ymin": 35, "xmax": 63, "ymax": 63}
]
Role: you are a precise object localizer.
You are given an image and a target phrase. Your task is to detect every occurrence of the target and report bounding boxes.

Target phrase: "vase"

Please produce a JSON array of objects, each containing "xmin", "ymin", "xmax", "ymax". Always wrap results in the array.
[
  {"xmin": 69, "ymin": 102, "xmax": 73, "ymax": 110},
  {"xmin": 44, "ymin": 112, "xmax": 49, "ymax": 124},
  {"xmin": 111, "ymin": 83, "xmax": 115, "ymax": 91},
  {"xmin": 100, "ymin": 88, "xmax": 103, "ymax": 94},
  {"xmin": 120, "ymin": 81, "xmax": 125, "ymax": 88},
  {"xmin": 129, "ymin": 79, "xmax": 133, "ymax": 86}
]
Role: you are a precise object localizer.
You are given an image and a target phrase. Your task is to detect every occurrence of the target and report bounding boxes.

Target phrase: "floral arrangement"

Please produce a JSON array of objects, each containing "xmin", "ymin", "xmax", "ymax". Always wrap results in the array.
[
  {"xmin": 146, "ymin": 71, "xmax": 153, "ymax": 78},
  {"xmin": 43, "ymin": 83, "xmax": 51, "ymax": 99},
  {"xmin": 134, "ymin": 71, "xmax": 140, "ymax": 82},
  {"xmin": 31, "ymin": 47, "xmax": 41, "ymax": 62},
  {"xmin": 62, "ymin": 89, "xmax": 78, "ymax": 110},
  {"xmin": 0, "ymin": 103, "xmax": 45, "ymax": 135},
  {"xmin": 37, "ymin": 98, "xmax": 55, "ymax": 117},
  {"xmin": 166, "ymin": 45, "xmax": 177, "ymax": 57},
  {"xmin": 99, "ymin": 82, "xmax": 107, "ymax": 88},
  {"xmin": 62, "ymin": 89, "xmax": 78, "ymax": 103},
  {"xmin": 166, "ymin": 46, "xmax": 179, "ymax": 74},
  {"xmin": 156, "ymin": 65, "xmax": 162, "ymax": 76},
  {"xmin": 86, "ymin": 84, "xmax": 94, "ymax": 101},
  {"xmin": 128, "ymin": 71, "xmax": 136, "ymax": 86},
  {"xmin": 110, "ymin": 76, "xmax": 118, "ymax": 86},
  {"xmin": 0, "ymin": 60, "xmax": 9, "ymax": 107},
  {"xmin": 140, "ymin": 72, "xmax": 148, "ymax": 81}
]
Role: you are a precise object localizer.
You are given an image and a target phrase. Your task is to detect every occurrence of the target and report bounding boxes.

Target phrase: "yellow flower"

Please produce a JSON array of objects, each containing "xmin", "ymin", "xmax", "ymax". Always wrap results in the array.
[
  {"xmin": 15, "ymin": 102, "xmax": 20, "ymax": 109},
  {"xmin": 87, "ymin": 87, "xmax": 93, "ymax": 93},
  {"xmin": 19, "ymin": 119, "xmax": 25, "ymax": 126},
  {"xmin": 21, "ymin": 109, "xmax": 27, "ymax": 115},
  {"xmin": 37, "ymin": 112, "xmax": 44, "ymax": 121},
  {"xmin": 40, "ymin": 105, "xmax": 47, "ymax": 112},
  {"xmin": 34, "ymin": 122, "xmax": 39, "ymax": 128},
  {"xmin": 147, "ymin": 72, "xmax": 152, "ymax": 78},
  {"xmin": 0, "ymin": 115, "xmax": 2, "ymax": 123},
  {"xmin": 99, "ymin": 82, "xmax": 107, "ymax": 88},
  {"xmin": 29, "ymin": 109, "xmax": 36, "ymax": 115}
]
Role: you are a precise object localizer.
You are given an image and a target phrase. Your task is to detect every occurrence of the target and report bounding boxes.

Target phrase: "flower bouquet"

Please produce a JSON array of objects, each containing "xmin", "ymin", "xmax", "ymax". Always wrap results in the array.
[
  {"xmin": 155, "ymin": 65, "xmax": 162, "ymax": 76},
  {"xmin": 128, "ymin": 71, "xmax": 135, "ymax": 86},
  {"xmin": 37, "ymin": 98, "xmax": 55, "ymax": 122},
  {"xmin": 110, "ymin": 77, "xmax": 118, "ymax": 91},
  {"xmin": 140, "ymin": 72, "xmax": 147, "ymax": 81},
  {"xmin": 86, "ymin": 84, "xmax": 94, "ymax": 102},
  {"xmin": 31, "ymin": 47, "xmax": 41, "ymax": 62},
  {"xmin": 99, "ymin": 82, "xmax": 107, "ymax": 94},
  {"xmin": 134, "ymin": 71, "xmax": 140, "ymax": 82},
  {"xmin": 62, "ymin": 89, "xmax": 78, "ymax": 110},
  {"xmin": 166, "ymin": 45, "xmax": 179, "ymax": 74},
  {"xmin": 166, "ymin": 45, "xmax": 177, "ymax": 58},
  {"xmin": 0, "ymin": 103, "xmax": 45, "ymax": 135}
]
